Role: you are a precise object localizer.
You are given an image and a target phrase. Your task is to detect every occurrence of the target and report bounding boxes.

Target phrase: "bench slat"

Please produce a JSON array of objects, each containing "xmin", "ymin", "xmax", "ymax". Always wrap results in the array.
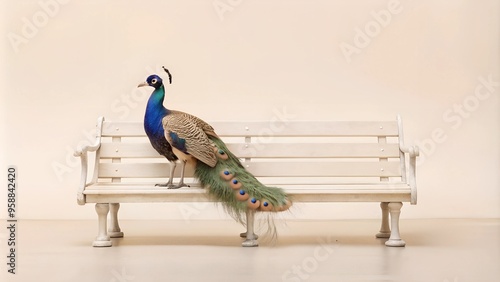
[
  {"xmin": 244, "ymin": 161, "xmax": 401, "ymax": 177},
  {"xmin": 99, "ymin": 142, "xmax": 159, "ymax": 158},
  {"xmin": 211, "ymin": 121, "xmax": 399, "ymax": 137},
  {"xmin": 99, "ymin": 142, "xmax": 401, "ymax": 159},
  {"xmin": 223, "ymin": 143, "xmax": 401, "ymax": 158},
  {"xmin": 98, "ymin": 161, "xmax": 401, "ymax": 178},
  {"xmin": 101, "ymin": 121, "xmax": 399, "ymax": 137},
  {"xmin": 101, "ymin": 122, "xmax": 145, "ymax": 137}
]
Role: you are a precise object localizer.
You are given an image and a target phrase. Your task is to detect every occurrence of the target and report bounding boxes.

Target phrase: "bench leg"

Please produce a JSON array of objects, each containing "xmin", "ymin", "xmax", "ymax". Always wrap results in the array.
[
  {"xmin": 242, "ymin": 209, "xmax": 259, "ymax": 247},
  {"xmin": 385, "ymin": 202, "xmax": 406, "ymax": 247},
  {"xmin": 376, "ymin": 202, "xmax": 391, "ymax": 238},
  {"xmin": 93, "ymin": 203, "xmax": 112, "ymax": 247},
  {"xmin": 240, "ymin": 232, "xmax": 259, "ymax": 240},
  {"xmin": 109, "ymin": 203, "xmax": 124, "ymax": 238}
]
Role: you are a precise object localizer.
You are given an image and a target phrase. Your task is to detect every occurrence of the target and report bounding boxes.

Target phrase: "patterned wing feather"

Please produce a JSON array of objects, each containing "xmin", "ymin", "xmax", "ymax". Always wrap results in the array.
[
  {"xmin": 163, "ymin": 112, "xmax": 217, "ymax": 167},
  {"xmin": 170, "ymin": 110, "xmax": 218, "ymax": 137}
]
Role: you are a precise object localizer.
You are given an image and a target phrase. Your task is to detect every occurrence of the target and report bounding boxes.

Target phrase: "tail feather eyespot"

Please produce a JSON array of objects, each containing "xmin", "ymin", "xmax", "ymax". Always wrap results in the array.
[
  {"xmin": 214, "ymin": 147, "xmax": 228, "ymax": 160},
  {"xmin": 259, "ymin": 199, "xmax": 273, "ymax": 211},
  {"xmin": 235, "ymin": 189, "xmax": 249, "ymax": 201},
  {"xmin": 277, "ymin": 199, "xmax": 292, "ymax": 211},
  {"xmin": 247, "ymin": 198, "xmax": 260, "ymax": 210},
  {"xmin": 229, "ymin": 178, "xmax": 242, "ymax": 190},
  {"xmin": 220, "ymin": 169, "xmax": 233, "ymax": 181}
]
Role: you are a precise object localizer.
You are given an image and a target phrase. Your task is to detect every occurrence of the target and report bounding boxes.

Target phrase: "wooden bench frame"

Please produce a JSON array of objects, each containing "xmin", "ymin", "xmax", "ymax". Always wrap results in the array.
[{"xmin": 74, "ymin": 115, "xmax": 418, "ymax": 247}]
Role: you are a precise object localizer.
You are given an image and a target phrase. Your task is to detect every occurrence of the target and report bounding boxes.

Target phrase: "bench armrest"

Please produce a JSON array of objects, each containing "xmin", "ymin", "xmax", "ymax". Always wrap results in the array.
[
  {"xmin": 400, "ymin": 145, "xmax": 419, "ymax": 158},
  {"xmin": 396, "ymin": 115, "xmax": 419, "ymax": 205},
  {"xmin": 73, "ymin": 117, "xmax": 104, "ymax": 205},
  {"xmin": 74, "ymin": 141, "xmax": 101, "ymax": 157},
  {"xmin": 400, "ymin": 145, "xmax": 419, "ymax": 205}
]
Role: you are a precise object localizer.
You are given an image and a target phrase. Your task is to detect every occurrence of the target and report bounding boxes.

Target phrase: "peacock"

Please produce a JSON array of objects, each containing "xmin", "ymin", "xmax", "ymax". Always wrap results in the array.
[
  {"xmin": 142, "ymin": 67, "xmax": 188, "ymax": 189},
  {"xmin": 139, "ymin": 70, "xmax": 292, "ymax": 246}
]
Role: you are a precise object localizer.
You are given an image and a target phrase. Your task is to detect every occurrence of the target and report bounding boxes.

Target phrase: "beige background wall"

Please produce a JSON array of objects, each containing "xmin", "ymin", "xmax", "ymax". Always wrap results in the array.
[{"xmin": 1, "ymin": 0, "xmax": 498, "ymax": 220}]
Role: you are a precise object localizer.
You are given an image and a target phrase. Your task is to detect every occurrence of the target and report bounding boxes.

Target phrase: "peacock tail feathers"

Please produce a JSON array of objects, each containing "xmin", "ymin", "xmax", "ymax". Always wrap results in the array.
[{"xmin": 194, "ymin": 136, "xmax": 292, "ymax": 223}]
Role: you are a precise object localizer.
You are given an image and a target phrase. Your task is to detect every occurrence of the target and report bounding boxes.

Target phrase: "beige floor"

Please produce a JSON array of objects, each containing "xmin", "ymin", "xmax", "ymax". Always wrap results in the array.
[{"xmin": 2, "ymin": 219, "xmax": 499, "ymax": 282}]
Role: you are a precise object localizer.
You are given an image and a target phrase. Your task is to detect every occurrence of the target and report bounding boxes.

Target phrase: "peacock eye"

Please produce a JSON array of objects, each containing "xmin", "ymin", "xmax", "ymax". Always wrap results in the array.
[{"xmin": 151, "ymin": 78, "xmax": 157, "ymax": 84}]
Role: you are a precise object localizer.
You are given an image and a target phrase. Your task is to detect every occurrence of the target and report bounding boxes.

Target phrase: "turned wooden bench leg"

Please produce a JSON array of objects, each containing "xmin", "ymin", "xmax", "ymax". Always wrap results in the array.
[
  {"xmin": 376, "ymin": 202, "xmax": 391, "ymax": 238},
  {"xmin": 109, "ymin": 203, "xmax": 124, "ymax": 238},
  {"xmin": 242, "ymin": 209, "xmax": 259, "ymax": 247},
  {"xmin": 93, "ymin": 203, "xmax": 112, "ymax": 247},
  {"xmin": 240, "ymin": 231, "xmax": 259, "ymax": 240},
  {"xmin": 385, "ymin": 202, "xmax": 406, "ymax": 247}
]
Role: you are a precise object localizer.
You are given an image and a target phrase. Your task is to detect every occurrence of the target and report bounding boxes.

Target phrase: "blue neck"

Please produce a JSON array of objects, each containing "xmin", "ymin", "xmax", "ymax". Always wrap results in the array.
[{"xmin": 144, "ymin": 85, "xmax": 169, "ymax": 137}]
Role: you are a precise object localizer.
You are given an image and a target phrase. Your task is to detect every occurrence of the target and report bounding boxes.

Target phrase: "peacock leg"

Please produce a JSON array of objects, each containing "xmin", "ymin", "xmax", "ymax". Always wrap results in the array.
[
  {"xmin": 170, "ymin": 160, "xmax": 190, "ymax": 189},
  {"xmin": 155, "ymin": 161, "xmax": 177, "ymax": 188}
]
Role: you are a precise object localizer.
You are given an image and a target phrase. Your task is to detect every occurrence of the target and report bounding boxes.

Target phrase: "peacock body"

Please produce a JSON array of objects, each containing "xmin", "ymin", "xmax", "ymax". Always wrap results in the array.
[{"xmin": 139, "ymin": 73, "xmax": 291, "ymax": 222}]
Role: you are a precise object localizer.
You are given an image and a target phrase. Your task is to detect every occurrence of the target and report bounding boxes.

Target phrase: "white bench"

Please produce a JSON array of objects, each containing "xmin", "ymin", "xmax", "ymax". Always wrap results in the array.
[{"xmin": 74, "ymin": 115, "xmax": 418, "ymax": 247}]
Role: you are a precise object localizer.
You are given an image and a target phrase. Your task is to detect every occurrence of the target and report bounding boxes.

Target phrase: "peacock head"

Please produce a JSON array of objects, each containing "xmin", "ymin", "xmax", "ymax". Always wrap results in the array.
[
  {"xmin": 138, "ymin": 66, "xmax": 172, "ymax": 89},
  {"xmin": 138, "ymin": 74, "xmax": 163, "ymax": 89}
]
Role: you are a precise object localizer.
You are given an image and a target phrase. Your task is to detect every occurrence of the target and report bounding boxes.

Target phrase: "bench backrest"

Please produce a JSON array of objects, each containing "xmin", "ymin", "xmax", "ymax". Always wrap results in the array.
[{"xmin": 89, "ymin": 116, "xmax": 409, "ymax": 186}]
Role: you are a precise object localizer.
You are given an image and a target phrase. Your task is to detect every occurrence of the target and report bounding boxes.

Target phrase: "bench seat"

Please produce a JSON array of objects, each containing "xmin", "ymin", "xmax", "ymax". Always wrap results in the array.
[{"xmin": 84, "ymin": 183, "xmax": 411, "ymax": 203}]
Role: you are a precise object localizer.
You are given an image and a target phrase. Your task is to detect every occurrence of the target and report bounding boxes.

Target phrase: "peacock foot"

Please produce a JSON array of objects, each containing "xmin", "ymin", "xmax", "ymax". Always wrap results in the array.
[
  {"xmin": 155, "ymin": 183, "xmax": 175, "ymax": 188},
  {"xmin": 155, "ymin": 182, "xmax": 190, "ymax": 189},
  {"xmin": 168, "ymin": 182, "xmax": 190, "ymax": 189}
]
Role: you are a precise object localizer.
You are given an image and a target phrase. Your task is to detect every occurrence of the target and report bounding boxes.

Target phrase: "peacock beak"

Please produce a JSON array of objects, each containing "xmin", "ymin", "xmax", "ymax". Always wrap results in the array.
[{"xmin": 137, "ymin": 82, "xmax": 149, "ymax": 88}]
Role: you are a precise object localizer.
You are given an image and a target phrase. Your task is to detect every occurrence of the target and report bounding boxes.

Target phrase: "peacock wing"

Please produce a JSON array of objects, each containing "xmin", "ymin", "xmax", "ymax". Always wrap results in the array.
[
  {"xmin": 169, "ymin": 110, "xmax": 218, "ymax": 137},
  {"xmin": 163, "ymin": 113, "xmax": 217, "ymax": 167}
]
